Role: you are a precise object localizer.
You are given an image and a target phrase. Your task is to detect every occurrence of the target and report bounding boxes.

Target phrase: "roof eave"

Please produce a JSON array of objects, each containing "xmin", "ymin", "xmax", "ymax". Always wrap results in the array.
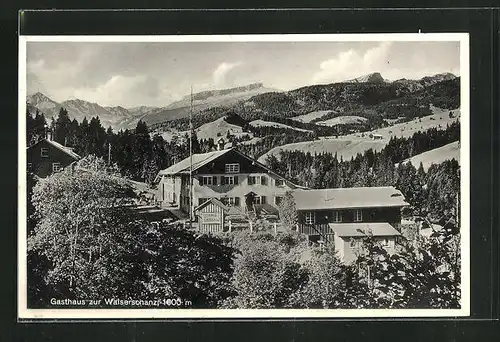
[{"xmin": 296, "ymin": 203, "xmax": 408, "ymax": 211}]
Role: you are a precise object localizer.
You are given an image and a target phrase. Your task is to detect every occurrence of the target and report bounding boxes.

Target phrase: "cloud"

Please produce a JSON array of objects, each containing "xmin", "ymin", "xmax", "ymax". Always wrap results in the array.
[
  {"xmin": 27, "ymin": 57, "xmax": 87, "ymax": 99},
  {"xmin": 212, "ymin": 62, "xmax": 242, "ymax": 88},
  {"xmin": 312, "ymin": 42, "xmax": 393, "ymax": 84},
  {"xmin": 68, "ymin": 74, "xmax": 165, "ymax": 107}
]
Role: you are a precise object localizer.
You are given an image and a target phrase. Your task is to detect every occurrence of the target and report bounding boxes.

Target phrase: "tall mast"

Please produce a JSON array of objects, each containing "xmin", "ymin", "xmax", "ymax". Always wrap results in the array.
[
  {"xmin": 108, "ymin": 142, "xmax": 111, "ymax": 166},
  {"xmin": 189, "ymin": 85, "xmax": 193, "ymax": 228}
]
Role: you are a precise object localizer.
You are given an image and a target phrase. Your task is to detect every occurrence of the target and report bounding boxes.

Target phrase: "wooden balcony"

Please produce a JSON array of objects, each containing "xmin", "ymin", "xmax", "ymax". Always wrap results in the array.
[{"xmin": 298, "ymin": 223, "xmax": 333, "ymax": 236}]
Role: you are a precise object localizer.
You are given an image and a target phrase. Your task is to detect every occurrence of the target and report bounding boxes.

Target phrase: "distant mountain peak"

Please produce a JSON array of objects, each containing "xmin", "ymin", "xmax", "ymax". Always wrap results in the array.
[
  {"xmin": 420, "ymin": 72, "xmax": 457, "ymax": 83},
  {"xmin": 346, "ymin": 72, "xmax": 385, "ymax": 84},
  {"xmin": 190, "ymin": 82, "xmax": 266, "ymax": 102},
  {"xmin": 27, "ymin": 92, "xmax": 55, "ymax": 104}
]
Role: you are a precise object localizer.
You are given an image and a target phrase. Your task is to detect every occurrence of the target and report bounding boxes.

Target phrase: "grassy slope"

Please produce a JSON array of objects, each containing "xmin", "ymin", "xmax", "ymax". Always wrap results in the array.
[
  {"xmin": 292, "ymin": 110, "xmax": 334, "ymax": 123},
  {"xmin": 196, "ymin": 117, "xmax": 249, "ymax": 141},
  {"xmin": 401, "ymin": 141, "xmax": 460, "ymax": 170},
  {"xmin": 258, "ymin": 107, "xmax": 460, "ymax": 164},
  {"xmin": 249, "ymin": 120, "xmax": 313, "ymax": 133},
  {"xmin": 317, "ymin": 116, "xmax": 368, "ymax": 126}
]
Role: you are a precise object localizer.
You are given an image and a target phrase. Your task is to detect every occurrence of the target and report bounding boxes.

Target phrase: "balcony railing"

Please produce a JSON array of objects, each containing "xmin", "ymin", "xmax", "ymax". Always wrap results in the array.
[{"xmin": 298, "ymin": 223, "xmax": 332, "ymax": 236}]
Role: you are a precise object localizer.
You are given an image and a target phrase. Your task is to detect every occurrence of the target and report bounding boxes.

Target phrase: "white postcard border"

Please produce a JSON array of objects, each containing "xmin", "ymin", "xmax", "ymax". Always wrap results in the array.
[{"xmin": 18, "ymin": 33, "xmax": 470, "ymax": 319}]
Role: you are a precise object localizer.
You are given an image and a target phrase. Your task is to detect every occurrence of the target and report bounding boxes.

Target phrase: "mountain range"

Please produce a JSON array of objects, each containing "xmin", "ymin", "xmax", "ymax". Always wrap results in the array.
[{"xmin": 26, "ymin": 72, "xmax": 458, "ymax": 131}]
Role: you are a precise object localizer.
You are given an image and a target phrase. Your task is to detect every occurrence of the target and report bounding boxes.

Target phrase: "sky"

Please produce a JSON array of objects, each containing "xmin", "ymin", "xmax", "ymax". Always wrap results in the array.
[{"xmin": 26, "ymin": 40, "xmax": 461, "ymax": 108}]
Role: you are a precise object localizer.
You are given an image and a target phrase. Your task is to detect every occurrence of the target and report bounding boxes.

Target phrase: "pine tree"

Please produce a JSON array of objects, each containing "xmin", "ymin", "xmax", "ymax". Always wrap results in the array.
[
  {"xmin": 133, "ymin": 121, "xmax": 153, "ymax": 181},
  {"xmin": 54, "ymin": 108, "xmax": 71, "ymax": 145}
]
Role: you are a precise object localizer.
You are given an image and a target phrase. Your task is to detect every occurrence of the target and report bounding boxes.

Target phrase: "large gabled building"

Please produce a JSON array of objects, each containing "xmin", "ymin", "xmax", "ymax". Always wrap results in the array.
[
  {"xmin": 154, "ymin": 147, "xmax": 301, "ymax": 219},
  {"xmin": 154, "ymin": 148, "xmax": 409, "ymax": 262}
]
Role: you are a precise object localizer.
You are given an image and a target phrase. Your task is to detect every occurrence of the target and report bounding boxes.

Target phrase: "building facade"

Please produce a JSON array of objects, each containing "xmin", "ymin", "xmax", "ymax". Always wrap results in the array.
[
  {"xmin": 27, "ymin": 138, "xmax": 81, "ymax": 178},
  {"xmin": 155, "ymin": 149, "xmax": 408, "ymax": 263},
  {"xmin": 292, "ymin": 186, "xmax": 408, "ymax": 263}
]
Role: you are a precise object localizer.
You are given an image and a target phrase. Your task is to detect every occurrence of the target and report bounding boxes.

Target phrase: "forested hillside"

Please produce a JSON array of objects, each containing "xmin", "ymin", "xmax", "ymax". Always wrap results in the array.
[
  {"xmin": 153, "ymin": 76, "xmax": 460, "ymax": 132},
  {"xmin": 264, "ymin": 122, "xmax": 460, "ymax": 219}
]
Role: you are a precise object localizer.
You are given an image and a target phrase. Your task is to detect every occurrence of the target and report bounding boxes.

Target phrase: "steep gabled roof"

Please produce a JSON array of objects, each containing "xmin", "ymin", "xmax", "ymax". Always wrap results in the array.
[
  {"xmin": 293, "ymin": 186, "xmax": 408, "ymax": 210},
  {"xmin": 329, "ymin": 222, "xmax": 401, "ymax": 237},
  {"xmin": 157, "ymin": 149, "xmax": 231, "ymax": 177},
  {"xmin": 193, "ymin": 197, "xmax": 247, "ymax": 217},
  {"xmin": 27, "ymin": 138, "xmax": 81, "ymax": 160},
  {"xmin": 193, "ymin": 197, "xmax": 228, "ymax": 212}
]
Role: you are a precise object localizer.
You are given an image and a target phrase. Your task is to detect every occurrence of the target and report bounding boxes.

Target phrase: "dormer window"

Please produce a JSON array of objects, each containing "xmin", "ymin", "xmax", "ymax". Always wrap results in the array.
[
  {"xmin": 275, "ymin": 179, "xmax": 284, "ymax": 187},
  {"xmin": 225, "ymin": 163, "xmax": 240, "ymax": 173}
]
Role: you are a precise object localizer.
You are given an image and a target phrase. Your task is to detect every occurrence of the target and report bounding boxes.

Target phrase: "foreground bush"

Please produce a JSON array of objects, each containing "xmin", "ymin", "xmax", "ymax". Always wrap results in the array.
[{"xmin": 28, "ymin": 166, "xmax": 235, "ymax": 308}]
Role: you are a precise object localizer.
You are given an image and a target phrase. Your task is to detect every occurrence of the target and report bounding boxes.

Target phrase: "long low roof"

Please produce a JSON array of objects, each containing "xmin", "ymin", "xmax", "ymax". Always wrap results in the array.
[
  {"xmin": 329, "ymin": 222, "xmax": 401, "ymax": 237},
  {"xmin": 293, "ymin": 186, "xmax": 408, "ymax": 210}
]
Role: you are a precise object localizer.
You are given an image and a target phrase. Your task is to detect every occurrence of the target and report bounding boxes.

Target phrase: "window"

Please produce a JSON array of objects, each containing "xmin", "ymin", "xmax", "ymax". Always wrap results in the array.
[
  {"xmin": 201, "ymin": 176, "xmax": 213, "ymax": 186},
  {"xmin": 275, "ymin": 179, "xmax": 284, "ymax": 187},
  {"xmin": 333, "ymin": 210, "xmax": 342, "ymax": 223},
  {"xmin": 52, "ymin": 163, "xmax": 61, "ymax": 172},
  {"xmin": 261, "ymin": 176, "xmax": 267, "ymax": 186},
  {"xmin": 222, "ymin": 176, "xmax": 238, "ymax": 185},
  {"xmin": 40, "ymin": 148, "xmax": 49, "ymax": 158},
  {"xmin": 248, "ymin": 176, "xmax": 257, "ymax": 185},
  {"xmin": 305, "ymin": 212, "xmax": 315, "ymax": 225},
  {"xmin": 254, "ymin": 196, "xmax": 266, "ymax": 205},
  {"xmin": 382, "ymin": 238, "xmax": 390, "ymax": 247},
  {"xmin": 275, "ymin": 196, "xmax": 283, "ymax": 206},
  {"xmin": 225, "ymin": 163, "xmax": 240, "ymax": 173},
  {"xmin": 226, "ymin": 197, "xmax": 241, "ymax": 206},
  {"xmin": 354, "ymin": 209, "xmax": 363, "ymax": 222}
]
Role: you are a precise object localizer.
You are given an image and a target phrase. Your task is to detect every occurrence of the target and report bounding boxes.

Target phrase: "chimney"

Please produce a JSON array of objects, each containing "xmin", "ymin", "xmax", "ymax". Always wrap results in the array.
[
  {"xmin": 45, "ymin": 125, "xmax": 52, "ymax": 141},
  {"xmin": 324, "ymin": 189, "xmax": 332, "ymax": 201}
]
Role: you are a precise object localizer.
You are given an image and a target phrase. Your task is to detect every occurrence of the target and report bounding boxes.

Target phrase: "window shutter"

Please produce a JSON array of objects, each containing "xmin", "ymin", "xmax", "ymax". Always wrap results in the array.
[
  {"xmin": 261, "ymin": 196, "xmax": 266, "ymax": 204},
  {"xmin": 234, "ymin": 176, "xmax": 239, "ymax": 184},
  {"xmin": 221, "ymin": 176, "xmax": 225, "ymax": 185},
  {"xmin": 261, "ymin": 176, "xmax": 266, "ymax": 185},
  {"xmin": 235, "ymin": 197, "xmax": 240, "ymax": 206},
  {"xmin": 248, "ymin": 176, "xmax": 253, "ymax": 185},
  {"xmin": 213, "ymin": 176, "xmax": 217, "ymax": 185}
]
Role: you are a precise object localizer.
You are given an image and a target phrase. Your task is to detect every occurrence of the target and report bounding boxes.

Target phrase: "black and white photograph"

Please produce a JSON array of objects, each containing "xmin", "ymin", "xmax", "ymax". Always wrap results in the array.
[{"xmin": 18, "ymin": 34, "xmax": 469, "ymax": 319}]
